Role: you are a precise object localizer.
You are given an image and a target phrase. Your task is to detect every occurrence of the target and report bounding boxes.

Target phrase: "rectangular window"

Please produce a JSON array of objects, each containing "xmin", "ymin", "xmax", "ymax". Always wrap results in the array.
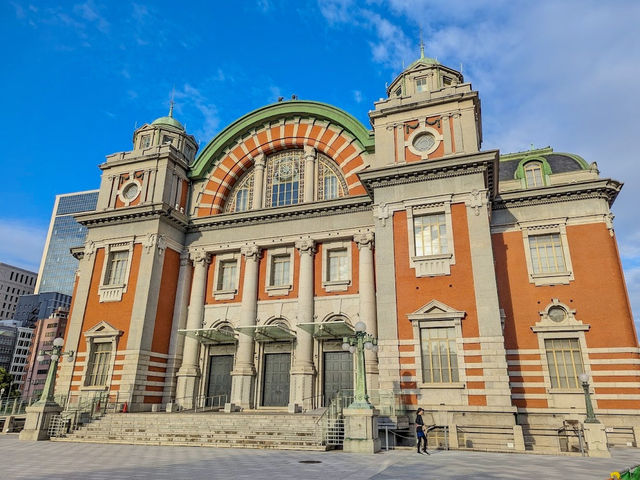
[
  {"xmin": 140, "ymin": 134, "xmax": 151, "ymax": 148},
  {"xmin": 416, "ymin": 77, "xmax": 428, "ymax": 92},
  {"xmin": 442, "ymin": 76, "xmax": 453, "ymax": 86},
  {"xmin": 86, "ymin": 342, "xmax": 112, "ymax": 386},
  {"xmin": 420, "ymin": 327, "xmax": 459, "ymax": 383},
  {"xmin": 324, "ymin": 175, "xmax": 338, "ymax": 200},
  {"xmin": 270, "ymin": 255, "xmax": 291, "ymax": 287},
  {"xmin": 217, "ymin": 260, "xmax": 238, "ymax": 291},
  {"xmin": 162, "ymin": 135, "xmax": 174, "ymax": 145},
  {"xmin": 545, "ymin": 338, "xmax": 584, "ymax": 389},
  {"xmin": 327, "ymin": 248, "xmax": 348, "ymax": 282},
  {"xmin": 414, "ymin": 214, "xmax": 448, "ymax": 257},
  {"xmin": 104, "ymin": 250, "xmax": 129, "ymax": 286},
  {"xmin": 529, "ymin": 233, "xmax": 566, "ymax": 274}
]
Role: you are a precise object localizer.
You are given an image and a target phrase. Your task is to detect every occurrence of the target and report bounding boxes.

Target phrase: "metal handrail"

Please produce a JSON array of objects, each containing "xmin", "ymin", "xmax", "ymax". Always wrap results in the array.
[{"xmin": 172, "ymin": 394, "xmax": 228, "ymax": 413}]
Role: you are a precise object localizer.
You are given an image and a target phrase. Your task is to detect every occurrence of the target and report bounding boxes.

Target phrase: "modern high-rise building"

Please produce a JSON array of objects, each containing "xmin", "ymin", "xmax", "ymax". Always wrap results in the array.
[
  {"xmin": 13, "ymin": 292, "xmax": 71, "ymax": 327},
  {"xmin": 0, "ymin": 263, "xmax": 37, "ymax": 321},
  {"xmin": 34, "ymin": 190, "xmax": 98, "ymax": 296}
]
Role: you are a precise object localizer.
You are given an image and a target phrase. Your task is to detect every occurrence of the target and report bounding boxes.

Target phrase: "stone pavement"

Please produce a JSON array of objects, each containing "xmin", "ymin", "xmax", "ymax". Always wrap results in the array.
[{"xmin": 1, "ymin": 434, "xmax": 638, "ymax": 480}]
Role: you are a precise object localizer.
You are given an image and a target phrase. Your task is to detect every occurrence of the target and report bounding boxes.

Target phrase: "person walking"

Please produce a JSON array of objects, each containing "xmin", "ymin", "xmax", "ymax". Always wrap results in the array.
[{"xmin": 416, "ymin": 407, "xmax": 429, "ymax": 454}]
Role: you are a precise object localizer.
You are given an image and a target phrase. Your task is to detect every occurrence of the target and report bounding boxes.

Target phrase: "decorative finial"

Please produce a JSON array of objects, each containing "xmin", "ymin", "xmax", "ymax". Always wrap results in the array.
[
  {"xmin": 419, "ymin": 28, "xmax": 425, "ymax": 59},
  {"xmin": 169, "ymin": 87, "xmax": 175, "ymax": 117}
]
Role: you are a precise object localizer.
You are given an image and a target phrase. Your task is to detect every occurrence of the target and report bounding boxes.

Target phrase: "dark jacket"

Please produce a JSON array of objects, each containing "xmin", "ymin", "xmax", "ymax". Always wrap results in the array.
[{"xmin": 415, "ymin": 414, "xmax": 425, "ymax": 432}]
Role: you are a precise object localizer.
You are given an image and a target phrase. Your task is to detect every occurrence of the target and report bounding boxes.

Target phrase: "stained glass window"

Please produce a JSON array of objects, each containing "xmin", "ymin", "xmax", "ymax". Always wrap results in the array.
[
  {"xmin": 226, "ymin": 171, "xmax": 254, "ymax": 213},
  {"xmin": 265, "ymin": 150, "xmax": 304, "ymax": 207},
  {"xmin": 317, "ymin": 154, "xmax": 347, "ymax": 201}
]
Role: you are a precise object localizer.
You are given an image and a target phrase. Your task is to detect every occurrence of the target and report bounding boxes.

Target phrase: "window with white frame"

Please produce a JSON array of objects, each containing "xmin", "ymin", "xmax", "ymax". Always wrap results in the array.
[
  {"xmin": 521, "ymin": 222, "xmax": 574, "ymax": 286},
  {"xmin": 270, "ymin": 255, "xmax": 290, "ymax": 286},
  {"xmin": 99, "ymin": 241, "xmax": 135, "ymax": 302},
  {"xmin": 529, "ymin": 233, "xmax": 566, "ymax": 274},
  {"xmin": 414, "ymin": 213, "xmax": 448, "ymax": 256},
  {"xmin": 327, "ymin": 248, "xmax": 348, "ymax": 282},
  {"xmin": 524, "ymin": 162, "xmax": 544, "ymax": 187},
  {"xmin": 420, "ymin": 326, "xmax": 459, "ymax": 383},
  {"xmin": 544, "ymin": 338, "xmax": 584, "ymax": 389},
  {"xmin": 406, "ymin": 199, "xmax": 455, "ymax": 277},
  {"xmin": 104, "ymin": 250, "xmax": 128, "ymax": 286},
  {"xmin": 217, "ymin": 259, "xmax": 238, "ymax": 291},
  {"xmin": 85, "ymin": 341, "xmax": 112, "ymax": 387}
]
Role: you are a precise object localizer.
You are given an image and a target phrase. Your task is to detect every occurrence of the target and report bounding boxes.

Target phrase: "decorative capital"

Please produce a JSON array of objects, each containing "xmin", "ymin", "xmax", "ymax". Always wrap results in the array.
[
  {"xmin": 84, "ymin": 240, "xmax": 96, "ymax": 259},
  {"xmin": 354, "ymin": 232, "xmax": 374, "ymax": 250},
  {"xmin": 143, "ymin": 233, "xmax": 166, "ymax": 257},
  {"xmin": 190, "ymin": 249, "xmax": 211, "ymax": 265},
  {"xmin": 179, "ymin": 250, "xmax": 190, "ymax": 266},
  {"xmin": 373, "ymin": 203, "xmax": 390, "ymax": 227},
  {"xmin": 303, "ymin": 145, "xmax": 316, "ymax": 161},
  {"xmin": 253, "ymin": 153, "xmax": 266, "ymax": 169},
  {"xmin": 295, "ymin": 238, "xmax": 316, "ymax": 256},
  {"xmin": 241, "ymin": 244, "xmax": 262, "ymax": 261}
]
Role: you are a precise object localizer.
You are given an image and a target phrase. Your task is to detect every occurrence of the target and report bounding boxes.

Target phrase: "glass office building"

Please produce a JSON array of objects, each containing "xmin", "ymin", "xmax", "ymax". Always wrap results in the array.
[{"xmin": 35, "ymin": 190, "xmax": 99, "ymax": 296}]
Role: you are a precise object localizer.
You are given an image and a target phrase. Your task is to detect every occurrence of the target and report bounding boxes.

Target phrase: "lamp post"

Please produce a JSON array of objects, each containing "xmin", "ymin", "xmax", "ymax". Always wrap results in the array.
[
  {"xmin": 35, "ymin": 337, "xmax": 73, "ymax": 406},
  {"xmin": 578, "ymin": 372, "xmax": 599, "ymax": 424},
  {"xmin": 342, "ymin": 321, "xmax": 378, "ymax": 409}
]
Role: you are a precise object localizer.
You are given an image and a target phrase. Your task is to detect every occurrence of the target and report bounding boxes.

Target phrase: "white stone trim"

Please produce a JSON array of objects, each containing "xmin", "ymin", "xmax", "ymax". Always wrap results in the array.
[
  {"xmin": 531, "ymin": 298, "xmax": 590, "ymax": 333},
  {"xmin": 265, "ymin": 246, "xmax": 294, "ymax": 296},
  {"xmin": 405, "ymin": 196, "xmax": 455, "ymax": 277},
  {"xmin": 519, "ymin": 218, "xmax": 574, "ymax": 286},
  {"xmin": 408, "ymin": 300, "xmax": 466, "ymax": 390},
  {"xmin": 117, "ymin": 178, "xmax": 142, "ymax": 206},
  {"xmin": 405, "ymin": 123, "xmax": 443, "ymax": 159},
  {"xmin": 98, "ymin": 240, "xmax": 135, "ymax": 302},
  {"xmin": 79, "ymin": 321, "xmax": 123, "ymax": 391},
  {"xmin": 212, "ymin": 251, "xmax": 241, "ymax": 300},
  {"xmin": 321, "ymin": 240, "xmax": 352, "ymax": 292}
]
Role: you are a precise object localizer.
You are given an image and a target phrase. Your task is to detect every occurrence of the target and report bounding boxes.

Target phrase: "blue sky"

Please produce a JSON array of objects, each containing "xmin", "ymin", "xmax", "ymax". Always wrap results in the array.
[{"xmin": 1, "ymin": 0, "xmax": 639, "ymax": 333}]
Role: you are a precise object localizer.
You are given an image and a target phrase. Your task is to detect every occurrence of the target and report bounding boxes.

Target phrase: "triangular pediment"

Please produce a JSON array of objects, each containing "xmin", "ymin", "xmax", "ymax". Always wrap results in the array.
[
  {"xmin": 407, "ymin": 300, "xmax": 465, "ymax": 321},
  {"xmin": 84, "ymin": 320, "xmax": 123, "ymax": 338}
]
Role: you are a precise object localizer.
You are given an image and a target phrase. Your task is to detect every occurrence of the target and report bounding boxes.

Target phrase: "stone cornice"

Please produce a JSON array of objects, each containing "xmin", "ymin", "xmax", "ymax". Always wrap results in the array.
[
  {"xmin": 493, "ymin": 179, "xmax": 622, "ymax": 210},
  {"xmin": 369, "ymin": 90, "xmax": 479, "ymax": 120},
  {"xmin": 358, "ymin": 150, "xmax": 499, "ymax": 198},
  {"xmin": 100, "ymin": 145, "xmax": 190, "ymax": 171},
  {"xmin": 75, "ymin": 203, "xmax": 189, "ymax": 229},
  {"xmin": 188, "ymin": 195, "xmax": 372, "ymax": 232}
]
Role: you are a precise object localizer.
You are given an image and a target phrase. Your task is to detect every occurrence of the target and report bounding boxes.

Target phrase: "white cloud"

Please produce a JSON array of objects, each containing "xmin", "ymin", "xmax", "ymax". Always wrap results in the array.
[
  {"xmin": 0, "ymin": 218, "xmax": 47, "ymax": 273},
  {"xmin": 353, "ymin": 90, "xmax": 363, "ymax": 103},
  {"xmin": 174, "ymin": 84, "xmax": 221, "ymax": 143}
]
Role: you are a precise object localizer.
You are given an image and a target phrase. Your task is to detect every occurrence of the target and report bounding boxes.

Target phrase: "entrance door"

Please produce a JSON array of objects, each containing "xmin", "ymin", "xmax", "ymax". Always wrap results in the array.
[
  {"xmin": 323, "ymin": 351, "xmax": 353, "ymax": 406},
  {"xmin": 262, "ymin": 353, "xmax": 291, "ymax": 407},
  {"xmin": 206, "ymin": 355, "xmax": 233, "ymax": 405}
]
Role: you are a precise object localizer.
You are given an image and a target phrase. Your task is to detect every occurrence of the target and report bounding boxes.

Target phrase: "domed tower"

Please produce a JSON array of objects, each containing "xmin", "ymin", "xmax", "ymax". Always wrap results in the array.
[
  {"xmin": 369, "ymin": 44, "xmax": 482, "ymax": 167},
  {"xmin": 58, "ymin": 105, "xmax": 198, "ymax": 411}
]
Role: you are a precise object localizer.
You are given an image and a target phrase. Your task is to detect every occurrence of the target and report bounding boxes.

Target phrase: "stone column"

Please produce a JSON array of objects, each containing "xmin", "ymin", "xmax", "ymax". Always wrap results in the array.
[
  {"xmin": 163, "ymin": 251, "xmax": 192, "ymax": 406},
  {"xmin": 303, "ymin": 146, "xmax": 316, "ymax": 203},
  {"xmin": 252, "ymin": 154, "xmax": 266, "ymax": 209},
  {"xmin": 230, "ymin": 244, "xmax": 261, "ymax": 409},
  {"xmin": 354, "ymin": 232, "xmax": 379, "ymax": 391},
  {"xmin": 175, "ymin": 250, "xmax": 210, "ymax": 409},
  {"xmin": 291, "ymin": 238, "xmax": 316, "ymax": 411}
]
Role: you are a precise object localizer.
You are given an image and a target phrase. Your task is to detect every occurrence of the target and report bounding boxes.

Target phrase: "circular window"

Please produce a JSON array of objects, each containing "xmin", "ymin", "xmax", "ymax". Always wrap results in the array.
[
  {"xmin": 122, "ymin": 182, "xmax": 140, "ymax": 201},
  {"xmin": 412, "ymin": 132, "xmax": 436, "ymax": 152},
  {"xmin": 548, "ymin": 306, "xmax": 567, "ymax": 323}
]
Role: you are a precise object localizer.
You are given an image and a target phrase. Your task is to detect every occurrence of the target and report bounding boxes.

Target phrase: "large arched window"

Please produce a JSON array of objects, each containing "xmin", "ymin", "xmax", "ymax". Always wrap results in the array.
[
  {"xmin": 226, "ymin": 171, "xmax": 254, "ymax": 212},
  {"xmin": 265, "ymin": 150, "xmax": 305, "ymax": 207},
  {"xmin": 317, "ymin": 154, "xmax": 347, "ymax": 201},
  {"xmin": 225, "ymin": 149, "xmax": 348, "ymax": 213}
]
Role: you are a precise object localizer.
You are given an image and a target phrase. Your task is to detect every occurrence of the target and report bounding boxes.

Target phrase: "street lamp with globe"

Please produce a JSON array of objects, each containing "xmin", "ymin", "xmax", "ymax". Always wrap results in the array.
[
  {"xmin": 342, "ymin": 321, "xmax": 378, "ymax": 409},
  {"xmin": 35, "ymin": 337, "xmax": 74, "ymax": 406},
  {"xmin": 578, "ymin": 372, "xmax": 599, "ymax": 424}
]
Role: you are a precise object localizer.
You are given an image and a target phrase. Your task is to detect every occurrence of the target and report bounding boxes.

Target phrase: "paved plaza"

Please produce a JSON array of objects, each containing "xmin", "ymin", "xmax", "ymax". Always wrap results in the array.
[{"xmin": 1, "ymin": 435, "xmax": 638, "ymax": 480}]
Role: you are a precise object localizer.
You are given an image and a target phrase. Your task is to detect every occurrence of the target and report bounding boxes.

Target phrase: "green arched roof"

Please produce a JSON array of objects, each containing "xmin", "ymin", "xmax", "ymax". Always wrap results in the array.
[
  {"xmin": 152, "ymin": 115, "xmax": 185, "ymax": 131},
  {"xmin": 190, "ymin": 100, "xmax": 374, "ymax": 179}
]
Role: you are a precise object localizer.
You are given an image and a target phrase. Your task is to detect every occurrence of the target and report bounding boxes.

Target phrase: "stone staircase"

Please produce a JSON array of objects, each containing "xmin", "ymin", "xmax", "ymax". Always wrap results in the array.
[{"xmin": 51, "ymin": 411, "xmax": 328, "ymax": 451}]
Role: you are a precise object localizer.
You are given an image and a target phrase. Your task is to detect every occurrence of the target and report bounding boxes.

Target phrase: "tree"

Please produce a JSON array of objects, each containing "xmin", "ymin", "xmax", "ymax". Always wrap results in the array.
[{"xmin": 0, "ymin": 367, "xmax": 19, "ymax": 398}]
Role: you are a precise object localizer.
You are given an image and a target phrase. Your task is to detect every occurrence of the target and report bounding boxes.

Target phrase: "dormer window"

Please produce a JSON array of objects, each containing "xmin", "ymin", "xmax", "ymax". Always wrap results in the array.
[
  {"xmin": 442, "ymin": 76, "xmax": 452, "ymax": 86},
  {"xmin": 524, "ymin": 162, "xmax": 544, "ymax": 187},
  {"xmin": 416, "ymin": 77, "xmax": 428, "ymax": 92},
  {"xmin": 162, "ymin": 135, "xmax": 174, "ymax": 145},
  {"xmin": 394, "ymin": 86, "xmax": 402, "ymax": 97}
]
